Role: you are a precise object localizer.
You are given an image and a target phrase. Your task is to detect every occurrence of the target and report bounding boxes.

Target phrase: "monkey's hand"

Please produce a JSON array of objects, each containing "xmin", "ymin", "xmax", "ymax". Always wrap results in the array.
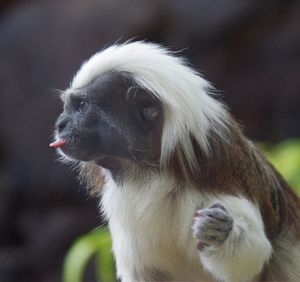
[
  {"xmin": 192, "ymin": 203, "xmax": 233, "ymax": 250},
  {"xmin": 192, "ymin": 196, "xmax": 272, "ymax": 282}
]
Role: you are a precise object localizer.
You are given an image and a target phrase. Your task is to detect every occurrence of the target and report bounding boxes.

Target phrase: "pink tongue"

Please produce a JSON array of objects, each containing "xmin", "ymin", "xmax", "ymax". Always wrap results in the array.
[{"xmin": 49, "ymin": 139, "xmax": 66, "ymax": 148}]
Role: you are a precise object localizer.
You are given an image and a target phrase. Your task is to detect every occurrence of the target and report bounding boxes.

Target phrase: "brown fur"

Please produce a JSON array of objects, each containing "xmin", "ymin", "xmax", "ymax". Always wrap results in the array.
[
  {"xmin": 168, "ymin": 116, "xmax": 300, "ymax": 241},
  {"xmin": 79, "ymin": 162, "xmax": 105, "ymax": 196}
]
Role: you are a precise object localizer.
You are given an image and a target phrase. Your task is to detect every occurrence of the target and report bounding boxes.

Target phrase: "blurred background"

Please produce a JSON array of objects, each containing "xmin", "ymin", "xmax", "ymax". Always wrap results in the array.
[{"xmin": 0, "ymin": 0, "xmax": 299, "ymax": 281}]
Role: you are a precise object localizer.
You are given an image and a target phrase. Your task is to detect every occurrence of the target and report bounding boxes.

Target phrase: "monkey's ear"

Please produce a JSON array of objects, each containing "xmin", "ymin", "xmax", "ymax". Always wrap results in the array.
[
  {"xmin": 143, "ymin": 107, "xmax": 159, "ymax": 121},
  {"xmin": 138, "ymin": 106, "xmax": 160, "ymax": 122}
]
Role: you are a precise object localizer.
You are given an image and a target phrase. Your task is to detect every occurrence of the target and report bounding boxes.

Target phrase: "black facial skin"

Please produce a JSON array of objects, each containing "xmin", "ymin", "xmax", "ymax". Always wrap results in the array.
[{"xmin": 55, "ymin": 72, "xmax": 163, "ymax": 173}]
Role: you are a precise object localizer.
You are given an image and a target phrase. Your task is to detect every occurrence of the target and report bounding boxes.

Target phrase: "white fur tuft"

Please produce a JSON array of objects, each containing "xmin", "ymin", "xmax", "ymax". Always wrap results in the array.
[{"xmin": 70, "ymin": 41, "xmax": 229, "ymax": 170}]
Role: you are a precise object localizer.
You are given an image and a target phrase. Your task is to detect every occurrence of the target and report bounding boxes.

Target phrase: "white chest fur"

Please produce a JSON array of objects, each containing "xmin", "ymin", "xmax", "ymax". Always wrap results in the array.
[{"xmin": 100, "ymin": 171, "xmax": 213, "ymax": 282}]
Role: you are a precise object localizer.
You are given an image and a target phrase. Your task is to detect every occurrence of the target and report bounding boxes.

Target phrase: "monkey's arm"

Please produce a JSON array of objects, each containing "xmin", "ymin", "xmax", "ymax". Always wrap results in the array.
[{"xmin": 193, "ymin": 196, "xmax": 272, "ymax": 282}]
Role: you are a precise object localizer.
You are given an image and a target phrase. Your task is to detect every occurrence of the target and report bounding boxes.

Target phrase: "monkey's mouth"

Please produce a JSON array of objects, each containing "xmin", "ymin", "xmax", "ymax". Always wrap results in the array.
[
  {"xmin": 50, "ymin": 132, "xmax": 102, "ymax": 162},
  {"xmin": 50, "ymin": 129, "xmax": 138, "ymax": 165},
  {"xmin": 49, "ymin": 138, "xmax": 66, "ymax": 148}
]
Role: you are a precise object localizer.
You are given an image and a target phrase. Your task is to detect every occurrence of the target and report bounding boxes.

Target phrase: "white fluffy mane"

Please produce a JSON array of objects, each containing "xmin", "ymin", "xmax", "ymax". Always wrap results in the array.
[{"xmin": 70, "ymin": 41, "xmax": 228, "ymax": 170}]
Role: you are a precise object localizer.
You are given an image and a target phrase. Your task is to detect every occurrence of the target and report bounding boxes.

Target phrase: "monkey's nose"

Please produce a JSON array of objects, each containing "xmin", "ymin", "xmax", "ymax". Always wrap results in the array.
[{"xmin": 57, "ymin": 117, "xmax": 70, "ymax": 133}]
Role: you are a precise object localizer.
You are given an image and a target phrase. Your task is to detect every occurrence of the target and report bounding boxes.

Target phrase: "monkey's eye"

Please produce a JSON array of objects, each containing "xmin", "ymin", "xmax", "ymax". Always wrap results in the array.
[
  {"xmin": 78, "ymin": 100, "xmax": 88, "ymax": 112},
  {"xmin": 72, "ymin": 97, "xmax": 88, "ymax": 112}
]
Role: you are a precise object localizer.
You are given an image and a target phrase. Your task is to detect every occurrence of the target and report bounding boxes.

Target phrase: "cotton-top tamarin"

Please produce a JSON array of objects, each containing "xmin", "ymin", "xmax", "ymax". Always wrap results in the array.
[{"xmin": 50, "ymin": 42, "xmax": 300, "ymax": 282}]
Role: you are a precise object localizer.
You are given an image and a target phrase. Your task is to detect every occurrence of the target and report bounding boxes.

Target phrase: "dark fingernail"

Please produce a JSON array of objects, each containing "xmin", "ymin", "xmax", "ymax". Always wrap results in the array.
[
  {"xmin": 196, "ymin": 240, "xmax": 209, "ymax": 251},
  {"xmin": 210, "ymin": 203, "xmax": 226, "ymax": 211}
]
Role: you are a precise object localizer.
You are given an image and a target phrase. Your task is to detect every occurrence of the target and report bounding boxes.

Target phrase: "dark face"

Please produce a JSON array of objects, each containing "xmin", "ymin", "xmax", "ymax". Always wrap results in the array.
[{"xmin": 54, "ymin": 72, "xmax": 163, "ymax": 170}]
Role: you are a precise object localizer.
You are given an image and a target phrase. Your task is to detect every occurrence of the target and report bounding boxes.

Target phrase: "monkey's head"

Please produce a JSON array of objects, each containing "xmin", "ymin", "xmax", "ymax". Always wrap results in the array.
[
  {"xmin": 52, "ymin": 72, "xmax": 163, "ymax": 170},
  {"xmin": 51, "ymin": 42, "xmax": 228, "ymax": 178}
]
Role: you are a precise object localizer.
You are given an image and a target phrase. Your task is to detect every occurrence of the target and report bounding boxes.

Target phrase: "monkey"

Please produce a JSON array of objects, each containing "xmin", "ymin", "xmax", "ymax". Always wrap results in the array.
[{"xmin": 50, "ymin": 41, "xmax": 300, "ymax": 282}]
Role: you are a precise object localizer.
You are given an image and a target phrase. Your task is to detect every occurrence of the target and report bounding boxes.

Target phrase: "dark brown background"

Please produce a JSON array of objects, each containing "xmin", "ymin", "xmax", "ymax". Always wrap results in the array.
[{"xmin": 0, "ymin": 0, "xmax": 299, "ymax": 281}]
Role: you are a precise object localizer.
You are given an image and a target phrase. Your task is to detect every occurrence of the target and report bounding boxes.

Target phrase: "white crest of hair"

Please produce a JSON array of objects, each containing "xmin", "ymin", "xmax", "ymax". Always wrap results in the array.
[{"xmin": 70, "ymin": 41, "xmax": 229, "ymax": 170}]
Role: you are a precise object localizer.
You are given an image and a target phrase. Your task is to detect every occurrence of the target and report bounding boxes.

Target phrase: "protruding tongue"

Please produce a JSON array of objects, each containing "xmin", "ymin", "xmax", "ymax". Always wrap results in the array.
[{"xmin": 49, "ymin": 139, "xmax": 66, "ymax": 148}]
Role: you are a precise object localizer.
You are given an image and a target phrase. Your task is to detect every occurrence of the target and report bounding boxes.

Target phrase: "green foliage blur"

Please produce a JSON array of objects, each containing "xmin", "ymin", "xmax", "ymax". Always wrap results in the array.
[
  {"xmin": 63, "ymin": 227, "xmax": 115, "ymax": 282},
  {"xmin": 63, "ymin": 139, "xmax": 300, "ymax": 282},
  {"xmin": 259, "ymin": 139, "xmax": 300, "ymax": 194}
]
